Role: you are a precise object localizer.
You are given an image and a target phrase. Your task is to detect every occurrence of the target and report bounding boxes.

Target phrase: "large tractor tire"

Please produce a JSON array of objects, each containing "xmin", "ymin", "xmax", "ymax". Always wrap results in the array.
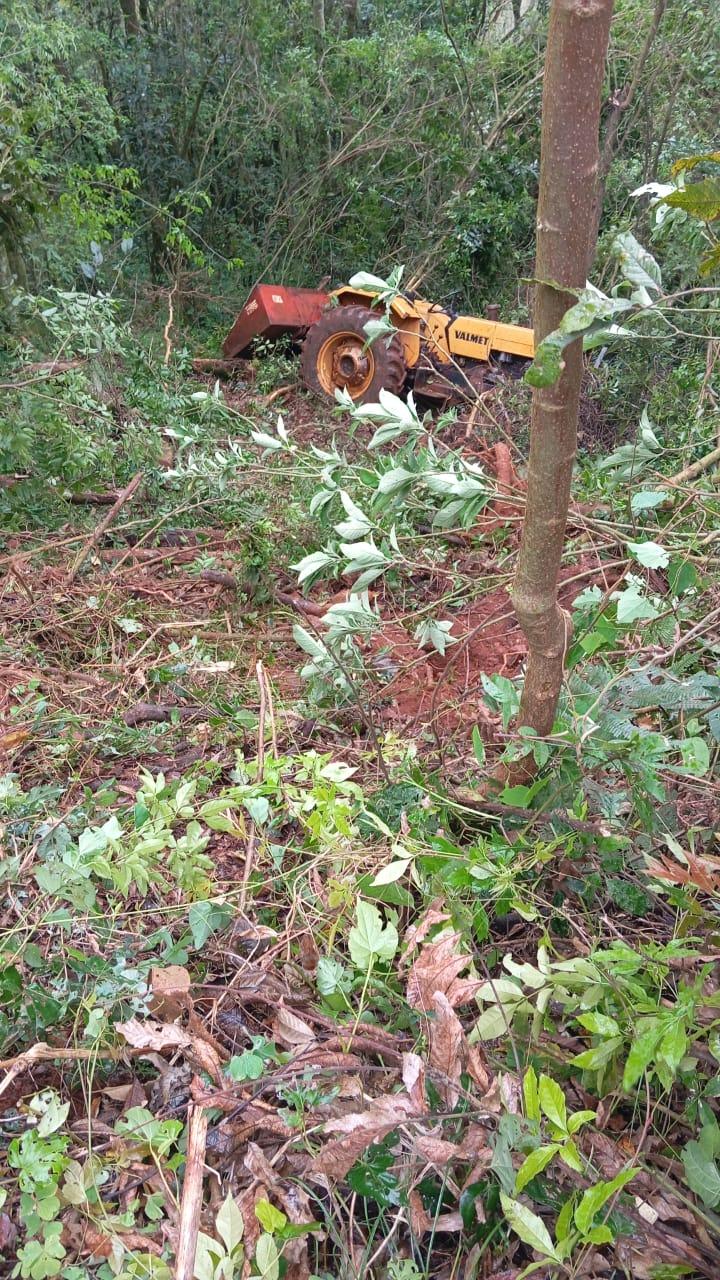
[{"xmin": 300, "ymin": 305, "xmax": 406, "ymax": 404}]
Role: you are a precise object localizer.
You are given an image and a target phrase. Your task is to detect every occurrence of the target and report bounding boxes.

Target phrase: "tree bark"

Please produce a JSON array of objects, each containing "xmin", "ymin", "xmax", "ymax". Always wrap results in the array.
[
  {"xmin": 511, "ymin": 0, "xmax": 614, "ymax": 744},
  {"xmin": 119, "ymin": 0, "xmax": 141, "ymax": 36},
  {"xmin": 313, "ymin": 0, "xmax": 326, "ymax": 38}
]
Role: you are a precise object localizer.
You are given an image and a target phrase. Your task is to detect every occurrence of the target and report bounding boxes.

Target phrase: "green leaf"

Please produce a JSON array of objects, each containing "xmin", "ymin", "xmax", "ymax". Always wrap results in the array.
[
  {"xmin": 474, "ymin": 1003, "xmax": 513, "ymax": 1041},
  {"xmin": 627, "ymin": 540, "xmax": 670, "ymax": 569},
  {"xmin": 255, "ymin": 1200, "xmax": 287, "ymax": 1234},
  {"xmin": 348, "ymin": 899, "xmax": 398, "ymax": 969},
  {"xmin": 574, "ymin": 1169, "xmax": 637, "ymax": 1234},
  {"xmin": 662, "ymin": 178, "xmax": 720, "ymax": 222},
  {"xmin": 472, "ymin": 725, "xmax": 486, "ymax": 767},
  {"xmin": 658, "ymin": 1021, "xmax": 687, "ymax": 1072},
  {"xmin": 216, "ymin": 1192, "xmax": 244, "ymax": 1253},
  {"xmin": 615, "ymin": 583, "xmax": 660, "ymax": 624},
  {"xmin": 571, "ymin": 1036, "xmax": 624, "ymax": 1070},
  {"xmin": 500, "ymin": 1193, "xmax": 560, "ymax": 1261},
  {"xmin": 35, "ymin": 1094, "xmax": 70, "ymax": 1138},
  {"xmin": 523, "ymin": 1065, "xmax": 540, "ymax": 1123},
  {"xmin": 188, "ymin": 900, "xmax": 232, "ymax": 949},
  {"xmin": 254, "ymin": 1233, "xmax": 280, "ymax": 1280},
  {"xmin": 623, "ymin": 1023, "xmax": 662, "ymax": 1090},
  {"xmin": 538, "ymin": 1075, "xmax": 567, "ymax": 1133},
  {"xmin": 576, "ymin": 1012, "xmax": 620, "ymax": 1037},
  {"xmin": 614, "ymin": 231, "xmax": 663, "ymax": 297},
  {"xmin": 677, "ymin": 736, "xmax": 710, "ymax": 776},
  {"xmin": 558, "ymin": 1138, "xmax": 582, "ymax": 1172},
  {"xmin": 682, "ymin": 1140, "xmax": 720, "ymax": 1207},
  {"xmin": 555, "ymin": 1195, "xmax": 575, "ymax": 1242},
  {"xmin": 607, "ymin": 878, "xmax": 652, "ymax": 917},
  {"xmin": 226, "ymin": 1052, "xmax": 265, "ymax": 1081},
  {"xmin": 371, "ymin": 859, "xmax": 411, "ymax": 886},
  {"xmin": 585, "ymin": 1225, "xmax": 614, "ymax": 1245},
  {"xmin": 244, "ymin": 795, "xmax": 270, "ymax": 824},
  {"xmin": 631, "ymin": 490, "xmax": 668, "ymax": 515},
  {"xmin": 567, "ymin": 1109, "xmax": 597, "ymax": 1135},
  {"xmin": 525, "ymin": 285, "xmax": 632, "ymax": 388},
  {"xmin": 515, "ymin": 1144, "xmax": 560, "ymax": 1192}
]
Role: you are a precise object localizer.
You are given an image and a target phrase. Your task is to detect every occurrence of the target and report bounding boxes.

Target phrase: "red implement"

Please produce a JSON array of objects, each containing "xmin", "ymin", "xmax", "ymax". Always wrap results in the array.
[{"xmin": 223, "ymin": 284, "xmax": 330, "ymax": 358}]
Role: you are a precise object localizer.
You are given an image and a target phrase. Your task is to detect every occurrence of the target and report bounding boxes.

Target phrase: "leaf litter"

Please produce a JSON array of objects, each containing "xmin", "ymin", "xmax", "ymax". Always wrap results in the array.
[{"xmin": 2, "ymin": 384, "xmax": 720, "ymax": 1280}]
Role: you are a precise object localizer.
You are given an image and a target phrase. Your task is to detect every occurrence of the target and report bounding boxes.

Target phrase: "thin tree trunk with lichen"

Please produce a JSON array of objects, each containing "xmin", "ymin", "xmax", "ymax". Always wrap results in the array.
[
  {"xmin": 511, "ymin": 0, "xmax": 613, "ymax": 743},
  {"xmin": 313, "ymin": 0, "xmax": 326, "ymax": 38}
]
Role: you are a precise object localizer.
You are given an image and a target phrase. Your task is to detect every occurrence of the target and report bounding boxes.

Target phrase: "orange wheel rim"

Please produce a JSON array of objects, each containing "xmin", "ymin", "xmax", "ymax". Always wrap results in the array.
[{"xmin": 316, "ymin": 332, "xmax": 375, "ymax": 398}]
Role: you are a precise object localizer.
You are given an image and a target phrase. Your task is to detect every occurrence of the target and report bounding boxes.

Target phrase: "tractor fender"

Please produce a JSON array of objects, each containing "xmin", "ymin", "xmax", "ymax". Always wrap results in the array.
[{"xmin": 330, "ymin": 287, "xmax": 422, "ymax": 367}]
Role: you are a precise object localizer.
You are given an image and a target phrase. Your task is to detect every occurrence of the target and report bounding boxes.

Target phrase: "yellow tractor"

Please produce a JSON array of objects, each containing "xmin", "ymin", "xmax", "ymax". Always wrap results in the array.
[{"xmin": 223, "ymin": 281, "xmax": 534, "ymax": 405}]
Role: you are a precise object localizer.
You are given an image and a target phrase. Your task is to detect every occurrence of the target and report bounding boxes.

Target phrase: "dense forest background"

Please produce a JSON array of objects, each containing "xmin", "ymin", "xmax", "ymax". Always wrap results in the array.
[{"xmin": 2, "ymin": 0, "xmax": 717, "ymax": 330}]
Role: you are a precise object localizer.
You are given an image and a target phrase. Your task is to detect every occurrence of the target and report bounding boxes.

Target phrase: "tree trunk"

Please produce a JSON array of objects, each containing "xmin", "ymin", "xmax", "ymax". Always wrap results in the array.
[
  {"xmin": 313, "ymin": 0, "xmax": 326, "ymax": 38},
  {"xmin": 119, "ymin": 0, "xmax": 141, "ymax": 36},
  {"xmin": 511, "ymin": 0, "xmax": 613, "ymax": 745}
]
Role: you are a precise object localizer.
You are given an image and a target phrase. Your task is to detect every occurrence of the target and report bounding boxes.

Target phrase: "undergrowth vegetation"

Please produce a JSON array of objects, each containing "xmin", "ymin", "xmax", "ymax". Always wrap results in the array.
[{"xmin": 2, "ymin": 1, "xmax": 720, "ymax": 1279}]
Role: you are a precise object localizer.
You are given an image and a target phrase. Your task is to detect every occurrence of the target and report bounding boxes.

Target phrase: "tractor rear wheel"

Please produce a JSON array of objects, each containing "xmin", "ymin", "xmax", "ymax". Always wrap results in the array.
[{"xmin": 300, "ymin": 305, "xmax": 406, "ymax": 404}]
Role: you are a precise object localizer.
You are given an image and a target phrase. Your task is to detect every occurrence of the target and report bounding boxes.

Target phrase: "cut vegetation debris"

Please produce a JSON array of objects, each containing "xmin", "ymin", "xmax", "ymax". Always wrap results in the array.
[{"xmin": 2, "ymin": 2, "xmax": 720, "ymax": 1279}]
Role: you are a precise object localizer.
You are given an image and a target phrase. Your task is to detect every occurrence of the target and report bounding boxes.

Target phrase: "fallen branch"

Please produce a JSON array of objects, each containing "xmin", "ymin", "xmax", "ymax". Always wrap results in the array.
[
  {"xmin": 274, "ymin": 589, "xmax": 325, "ymax": 616},
  {"xmin": 163, "ymin": 286, "xmax": 176, "ymax": 366},
  {"xmin": 451, "ymin": 789, "xmax": 610, "ymax": 835},
  {"xmin": 0, "ymin": 1041, "xmax": 145, "ymax": 1100},
  {"xmin": 199, "ymin": 569, "xmax": 238, "ymax": 589},
  {"xmin": 174, "ymin": 1103, "xmax": 208, "ymax": 1280},
  {"xmin": 191, "ymin": 357, "xmax": 252, "ymax": 377},
  {"xmin": 263, "ymin": 383, "xmax": 297, "ymax": 406},
  {"xmin": 70, "ymin": 489, "xmax": 121, "ymax": 506},
  {"xmin": 666, "ymin": 444, "xmax": 720, "ymax": 489},
  {"xmin": 0, "ymin": 358, "xmax": 85, "ymax": 390},
  {"xmin": 123, "ymin": 702, "xmax": 204, "ymax": 727},
  {"xmin": 67, "ymin": 472, "xmax": 143, "ymax": 582}
]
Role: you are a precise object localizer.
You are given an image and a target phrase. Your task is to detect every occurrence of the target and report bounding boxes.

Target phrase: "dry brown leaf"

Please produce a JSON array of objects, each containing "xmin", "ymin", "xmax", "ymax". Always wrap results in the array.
[
  {"xmin": 406, "ymin": 931, "xmax": 482, "ymax": 1012},
  {"xmin": 646, "ymin": 851, "xmax": 720, "ymax": 893},
  {"xmin": 298, "ymin": 933, "xmax": 320, "ymax": 974},
  {"xmin": 408, "ymin": 1188, "xmax": 432, "ymax": 1235},
  {"xmin": 116, "ymin": 1017, "xmax": 223, "ymax": 1082},
  {"xmin": 402, "ymin": 1052, "xmax": 427, "ymax": 1112},
  {"xmin": 102, "ymin": 1079, "xmax": 147, "ymax": 1107},
  {"xmin": 272, "ymin": 1001, "xmax": 316, "ymax": 1049},
  {"xmin": 466, "ymin": 1042, "xmax": 492, "ymax": 1094},
  {"xmin": 149, "ymin": 965, "xmax": 191, "ymax": 1020},
  {"xmin": 402, "ymin": 902, "xmax": 450, "ymax": 964},
  {"xmin": 0, "ymin": 1213, "xmax": 16, "ymax": 1253},
  {"xmin": 429, "ymin": 992, "xmax": 464, "ymax": 1107},
  {"xmin": 434, "ymin": 1211, "xmax": 463, "ymax": 1232},
  {"xmin": 413, "ymin": 1134, "xmax": 462, "ymax": 1166},
  {"xmin": 313, "ymin": 1094, "xmax": 421, "ymax": 1179},
  {"xmin": 63, "ymin": 1221, "xmax": 164, "ymax": 1260},
  {"xmin": 0, "ymin": 727, "xmax": 31, "ymax": 753}
]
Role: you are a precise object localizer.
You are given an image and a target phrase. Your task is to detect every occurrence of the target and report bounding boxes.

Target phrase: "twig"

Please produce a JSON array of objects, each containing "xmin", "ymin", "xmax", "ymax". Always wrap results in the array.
[
  {"xmin": 255, "ymin": 660, "xmax": 267, "ymax": 781},
  {"xmin": 263, "ymin": 384, "xmax": 296, "ymax": 406},
  {"xmin": 450, "ymin": 789, "xmax": 610, "ymax": 834},
  {"xmin": 163, "ymin": 286, "xmax": 176, "ymax": 366},
  {"xmin": 174, "ymin": 1103, "xmax": 208, "ymax": 1280},
  {"xmin": 238, "ymin": 662, "xmax": 268, "ymax": 910},
  {"xmin": 666, "ymin": 444, "xmax": 720, "ymax": 488},
  {"xmin": 0, "ymin": 1042, "xmax": 145, "ymax": 1099},
  {"xmin": 67, "ymin": 472, "xmax": 143, "ymax": 582}
]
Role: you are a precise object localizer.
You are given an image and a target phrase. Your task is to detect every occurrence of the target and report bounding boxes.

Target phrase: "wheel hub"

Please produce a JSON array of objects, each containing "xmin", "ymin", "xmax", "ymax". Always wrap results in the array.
[{"xmin": 317, "ymin": 333, "xmax": 374, "ymax": 396}]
